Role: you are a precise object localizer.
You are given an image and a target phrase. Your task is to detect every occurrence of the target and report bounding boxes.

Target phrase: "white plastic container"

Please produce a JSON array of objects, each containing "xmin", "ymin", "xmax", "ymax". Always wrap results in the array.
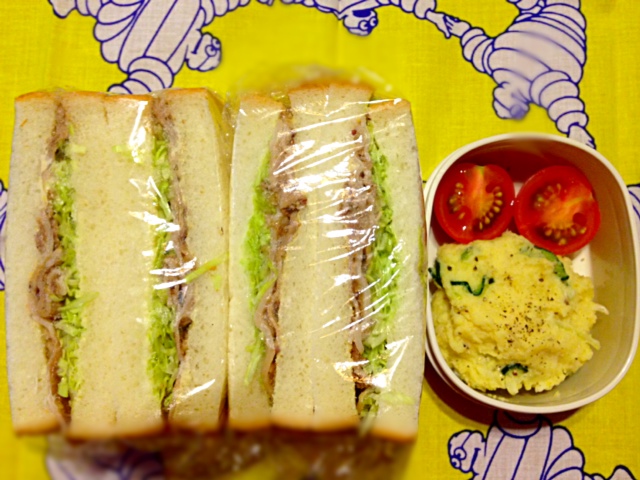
[{"xmin": 424, "ymin": 133, "xmax": 640, "ymax": 413}]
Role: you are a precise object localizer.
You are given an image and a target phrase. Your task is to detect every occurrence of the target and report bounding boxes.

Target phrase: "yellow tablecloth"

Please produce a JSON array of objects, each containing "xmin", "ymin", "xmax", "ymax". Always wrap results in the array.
[{"xmin": 0, "ymin": 1, "xmax": 638, "ymax": 479}]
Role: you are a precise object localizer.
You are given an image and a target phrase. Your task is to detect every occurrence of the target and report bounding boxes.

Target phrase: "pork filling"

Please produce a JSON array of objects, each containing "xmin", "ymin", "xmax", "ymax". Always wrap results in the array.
[
  {"xmin": 28, "ymin": 105, "xmax": 198, "ymax": 418},
  {"xmin": 347, "ymin": 121, "xmax": 400, "ymax": 419},
  {"xmin": 28, "ymin": 105, "xmax": 79, "ymax": 420},
  {"xmin": 245, "ymin": 111, "xmax": 305, "ymax": 400},
  {"xmin": 147, "ymin": 112, "xmax": 196, "ymax": 410}
]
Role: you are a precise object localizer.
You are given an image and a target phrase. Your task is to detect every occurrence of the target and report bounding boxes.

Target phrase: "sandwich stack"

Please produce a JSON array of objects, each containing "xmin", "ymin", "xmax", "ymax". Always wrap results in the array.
[
  {"xmin": 5, "ymin": 81, "xmax": 426, "ymax": 441},
  {"xmin": 5, "ymin": 89, "xmax": 229, "ymax": 438},
  {"xmin": 228, "ymin": 82, "xmax": 427, "ymax": 440}
]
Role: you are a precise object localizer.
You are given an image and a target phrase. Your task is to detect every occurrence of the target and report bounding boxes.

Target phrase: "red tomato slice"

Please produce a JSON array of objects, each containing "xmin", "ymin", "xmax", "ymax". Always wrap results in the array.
[
  {"xmin": 434, "ymin": 163, "xmax": 515, "ymax": 243},
  {"xmin": 514, "ymin": 165, "xmax": 601, "ymax": 255}
]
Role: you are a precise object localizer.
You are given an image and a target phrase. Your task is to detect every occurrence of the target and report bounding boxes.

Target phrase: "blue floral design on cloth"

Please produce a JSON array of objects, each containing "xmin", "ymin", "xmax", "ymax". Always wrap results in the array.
[{"xmin": 449, "ymin": 410, "xmax": 636, "ymax": 480}]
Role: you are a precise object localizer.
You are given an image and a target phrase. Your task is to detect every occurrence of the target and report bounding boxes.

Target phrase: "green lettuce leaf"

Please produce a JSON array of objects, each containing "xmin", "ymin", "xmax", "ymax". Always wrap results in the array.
[
  {"xmin": 147, "ymin": 135, "xmax": 179, "ymax": 409},
  {"xmin": 243, "ymin": 153, "xmax": 276, "ymax": 385},
  {"xmin": 359, "ymin": 127, "xmax": 402, "ymax": 418},
  {"xmin": 363, "ymin": 131, "xmax": 400, "ymax": 370},
  {"xmin": 52, "ymin": 142, "xmax": 85, "ymax": 399}
]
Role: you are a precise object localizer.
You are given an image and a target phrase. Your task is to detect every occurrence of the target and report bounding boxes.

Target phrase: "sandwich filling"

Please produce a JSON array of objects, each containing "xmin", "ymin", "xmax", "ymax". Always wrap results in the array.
[
  {"xmin": 29, "ymin": 110, "xmax": 91, "ymax": 419},
  {"xmin": 147, "ymin": 129, "xmax": 195, "ymax": 410},
  {"xmin": 349, "ymin": 121, "xmax": 400, "ymax": 420},
  {"xmin": 147, "ymin": 135, "xmax": 179, "ymax": 410},
  {"xmin": 242, "ymin": 110, "xmax": 401, "ymax": 420},
  {"xmin": 29, "ymin": 110, "xmax": 196, "ymax": 418},
  {"xmin": 244, "ymin": 112, "xmax": 304, "ymax": 399},
  {"xmin": 242, "ymin": 112, "xmax": 401, "ymax": 419}
]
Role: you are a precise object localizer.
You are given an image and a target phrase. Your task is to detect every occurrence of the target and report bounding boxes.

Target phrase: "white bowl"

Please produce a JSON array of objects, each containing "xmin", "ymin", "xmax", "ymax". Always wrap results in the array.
[{"xmin": 423, "ymin": 133, "xmax": 640, "ymax": 413}]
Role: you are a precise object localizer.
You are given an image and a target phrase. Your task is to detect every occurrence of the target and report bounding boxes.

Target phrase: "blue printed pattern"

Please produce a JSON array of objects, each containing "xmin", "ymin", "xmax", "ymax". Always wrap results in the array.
[
  {"xmin": 47, "ymin": 0, "xmax": 593, "ymax": 146},
  {"xmin": 449, "ymin": 411, "xmax": 636, "ymax": 480},
  {"xmin": 48, "ymin": 0, "xmax": 270, "ymax": 94},
  {"xmin": 47, "ymin": 442, "xmax": 163, "ymax": 480},
  {"xmin": 280, "ymin": 0, "xmax": 448, "ymax": 37},
  {"xmin": 445, "ymin": 0, "xmax": 594, "ymax": 147},
  {"xmin": 47, "ymin": 0, "xmax": 450, "ymax": 93},
  {"xmin": 629, "ymin": 184, "xmax": 640, "ymax": 230},
  {"xmin": 0, "ymin": 180, "xmax": 6, "ymax": 291}
]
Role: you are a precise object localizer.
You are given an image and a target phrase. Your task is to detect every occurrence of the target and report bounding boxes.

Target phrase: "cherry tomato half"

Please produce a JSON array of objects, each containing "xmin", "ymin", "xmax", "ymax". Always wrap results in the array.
[
  {"xmin": 514, "ymin": 165, "xmax": 601, "ymax": 255},
  {"xmin": 434, "ymin": 163, "xmax": 515, "ymax": 243}
]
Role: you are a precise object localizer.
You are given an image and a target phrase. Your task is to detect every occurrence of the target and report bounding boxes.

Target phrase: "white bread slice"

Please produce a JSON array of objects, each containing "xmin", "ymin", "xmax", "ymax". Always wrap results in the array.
[
  {"xmin": 367, "ymin": 100, "xmax": 426, "ymax": 441},
  {"xmin": 64, "ymin": 93, "xmax": 163, "ymax": 438},
  {"xmin": 228, "ymin": 94, "xmax": 284, "ymax": 429},
  {"xmin": 271, "ymin": 83, "xmax": 373, "ymax": 430},
  {"xmin": 153, "ymin": 89, "xmax": 230, "ymax": 432},
  {"xmin": 5, "ymin": 93, "xmax": 61, "ymax": 434}
]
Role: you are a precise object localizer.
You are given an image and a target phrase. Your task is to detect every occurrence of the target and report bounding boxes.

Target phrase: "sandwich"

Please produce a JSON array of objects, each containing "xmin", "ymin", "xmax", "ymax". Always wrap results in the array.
[
  {"xmin": 228, "ymin": 82, "xmax": 427, "ymax": 440},
  {"xmin": 5, "ymin": 89, "xmax": 229, "ymax": 438}
]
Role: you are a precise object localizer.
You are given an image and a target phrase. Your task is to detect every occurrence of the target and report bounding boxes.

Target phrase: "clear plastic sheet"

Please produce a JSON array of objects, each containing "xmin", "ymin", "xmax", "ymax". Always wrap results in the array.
[
  {"xmin": 227, "ymin": 76, "xmax": 427, "ymax": 442},
  {"xmin": 7, "ymin": 89, "xmax": 231, "ymax": 437},
  {"xmin": 6, "ymin": 74, "xmax": 427, "ymax": 478}
]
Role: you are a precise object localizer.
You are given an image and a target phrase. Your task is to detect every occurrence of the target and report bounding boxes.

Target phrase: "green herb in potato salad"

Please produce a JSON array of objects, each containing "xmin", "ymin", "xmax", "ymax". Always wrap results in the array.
[{"xmin": 431, "ymin": 231, "xmax": 605, "ymax": 395}]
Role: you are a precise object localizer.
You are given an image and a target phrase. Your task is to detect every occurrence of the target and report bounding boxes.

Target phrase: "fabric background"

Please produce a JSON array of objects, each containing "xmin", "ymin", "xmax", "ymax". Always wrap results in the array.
[{"xmin": 0, "ymin": 1, "xmax": 638, "ymax": 478}]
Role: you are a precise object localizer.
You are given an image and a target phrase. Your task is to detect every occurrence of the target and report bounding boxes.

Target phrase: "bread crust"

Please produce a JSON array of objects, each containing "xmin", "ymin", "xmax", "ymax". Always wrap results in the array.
[{"xmin": 288, "ymin": 80, "xmax": 374, "ymax": 98}]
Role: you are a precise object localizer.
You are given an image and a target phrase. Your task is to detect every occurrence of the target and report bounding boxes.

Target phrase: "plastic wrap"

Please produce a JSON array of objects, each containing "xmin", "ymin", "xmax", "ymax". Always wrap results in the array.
[
  {"xmin": 5, "ymin": 76, "xmax": 427, "ymax": 478},
  {"xmin": 6, "ymin": 89, "xmax": 231, "ymax": 438},
  {"xmin": 227, "ymin": 78, "xmax": 427, "ymax": 441}
]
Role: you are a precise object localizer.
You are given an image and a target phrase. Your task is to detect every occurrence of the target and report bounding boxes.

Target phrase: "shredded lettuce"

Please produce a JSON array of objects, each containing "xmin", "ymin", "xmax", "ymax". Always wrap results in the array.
[
  {"xmin": 242, "ymin": 153, "xmax": 276, "ymax": 385},
  {"xmin": 147, "ymin": 135, "xmax": 179, "ymax": 409},
  {"xmin": 185, "ymin": 255, "xmax": 227, "ymax": 285},
  {"xmin": 363, "ymin": 132, "xmax": 400, "ymax": 373},
  {"xmin": 51, "ymin": 142, "xmax": 88, "ymax": 399},
  {"xmin": 359, "ymin": 128, "xmax": 403, "ymax": 418}
]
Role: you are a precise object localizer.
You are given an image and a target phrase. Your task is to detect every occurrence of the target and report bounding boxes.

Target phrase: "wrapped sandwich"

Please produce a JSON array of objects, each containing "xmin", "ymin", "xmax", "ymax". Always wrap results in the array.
[
  {"xmin": 228, "ymin": 82, "xmax": 427, "ymax": 440},
  {"xmin": 5, "ymin": 89, "xmax": 229, "ymax": 438},
  {"xmin": 6, "ymin": 80, "xmax": 427, "ymax": 444}
]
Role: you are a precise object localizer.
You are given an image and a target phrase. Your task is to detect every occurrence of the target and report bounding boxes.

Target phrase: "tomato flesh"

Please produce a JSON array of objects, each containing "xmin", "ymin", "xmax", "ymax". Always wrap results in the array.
[
  {"xmin": 434, "ymin": 163, "xmax": 515, "ymax": 243},
  {"xmin": 514, "ymin": 165, "xmax": 601, "ymax": 255}
]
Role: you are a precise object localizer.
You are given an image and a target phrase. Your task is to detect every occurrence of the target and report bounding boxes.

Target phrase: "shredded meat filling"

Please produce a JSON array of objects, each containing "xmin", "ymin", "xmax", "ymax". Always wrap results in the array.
[
  {"xmin": 252, "ymin": 111, "xmax": 305, "ymax": 398},
  {"xmin": 168, "ymin": 169, "xmax": 194, "ymax": 364},
  {"xmin": 28, "ymin": 104, "xmax": 71, "ymax": 420},
  {"xmin": 343, "ymin": 122, "xmax": 380, "ymax": 398},
  {"xmin": 151, "ymin": 102, "xmax": 197, "ymax": 369}
]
